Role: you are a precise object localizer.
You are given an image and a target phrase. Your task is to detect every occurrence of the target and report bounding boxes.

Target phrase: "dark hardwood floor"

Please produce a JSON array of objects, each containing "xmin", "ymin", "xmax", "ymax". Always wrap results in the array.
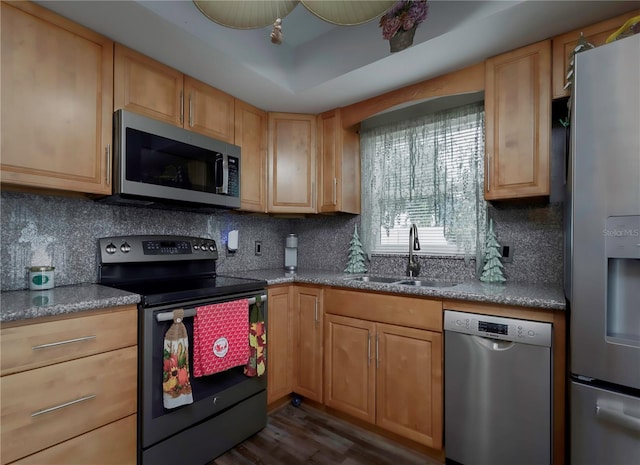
[{"xmin": 211, "ymin": 403, "xmax": 442, "ymax": 465}]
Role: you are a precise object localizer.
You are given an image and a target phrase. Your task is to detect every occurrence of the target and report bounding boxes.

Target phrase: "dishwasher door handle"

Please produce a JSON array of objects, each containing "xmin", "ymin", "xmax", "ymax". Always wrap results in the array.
[{"xmin": 472, "ymin": 335, "xmax": 515, "ymax": 351}]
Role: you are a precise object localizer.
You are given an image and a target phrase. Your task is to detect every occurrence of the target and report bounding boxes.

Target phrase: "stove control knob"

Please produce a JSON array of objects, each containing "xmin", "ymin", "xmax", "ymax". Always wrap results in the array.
[
  {"xmin": 120, "ymin": 242, "xmax": 131, "ymax": 253},
  {"xmin": 208, "ymin": 244, "xmax": 215, "ymax": 252},
  {"xmin": 193, "ymin": 244, "xmax": 200, "ymax": 251},
  {"xmin": 106, "ymin": 243, "xmax": 117, "ymax": 254}
]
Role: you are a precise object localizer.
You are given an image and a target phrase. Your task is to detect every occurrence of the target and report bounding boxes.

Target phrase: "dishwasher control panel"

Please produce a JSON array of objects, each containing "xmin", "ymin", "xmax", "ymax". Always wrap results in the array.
[{"xmin": 443, "ymin": 310, "xmax": 552, "ymax": 347}]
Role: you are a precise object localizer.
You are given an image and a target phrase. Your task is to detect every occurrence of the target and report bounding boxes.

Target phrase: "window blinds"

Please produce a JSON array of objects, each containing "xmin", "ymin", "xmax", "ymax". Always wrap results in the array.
[{"xmin": 361, "ymin": 102, "xmax": 486, "ymax": 257}]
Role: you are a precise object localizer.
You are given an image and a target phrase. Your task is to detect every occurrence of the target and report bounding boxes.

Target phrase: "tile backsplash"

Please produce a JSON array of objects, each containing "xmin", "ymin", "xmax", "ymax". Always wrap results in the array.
[
  {"xmin": 1, "ymin": 191, "xmax": 563, "ymax": 291},
  {"xmin": 0, "ymin": 192, "xmax": 290, "ymax": 291}
]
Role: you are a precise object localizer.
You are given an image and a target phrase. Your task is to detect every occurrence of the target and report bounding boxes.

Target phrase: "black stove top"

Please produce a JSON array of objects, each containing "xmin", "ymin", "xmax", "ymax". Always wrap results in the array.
[
  {"xmin": 98, "ymin": 235, "xmax": 266, "ymax": 307},
  {"xmin": 109, "ymin": 275, "xmax": 267, "ymax": 307}
]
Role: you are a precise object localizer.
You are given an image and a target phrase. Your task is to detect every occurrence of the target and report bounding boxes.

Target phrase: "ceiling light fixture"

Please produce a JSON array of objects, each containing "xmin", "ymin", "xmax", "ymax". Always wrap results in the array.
[
  {"xmin": 193, "ymin": 1, "xmax": 300, "ymax": 29},
  {"xmin": 193, "ymin": 0, "xmax": 396, "ymax": 44}
]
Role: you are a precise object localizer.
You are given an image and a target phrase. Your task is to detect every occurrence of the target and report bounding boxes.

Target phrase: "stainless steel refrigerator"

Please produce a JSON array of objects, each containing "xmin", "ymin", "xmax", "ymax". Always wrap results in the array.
[{"xmin": 565, "ymin": 33, "xmax": 640, "ymax": 464}]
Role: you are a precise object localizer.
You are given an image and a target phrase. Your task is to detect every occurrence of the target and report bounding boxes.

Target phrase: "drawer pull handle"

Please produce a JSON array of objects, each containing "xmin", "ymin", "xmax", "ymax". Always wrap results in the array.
[
  {"xmin": 32, "ymin": 335, "xmax": 96, "ymax": 350},
  {"xmin": 31, "ymin": 394, "xmax": 96, "ymax": 417}
]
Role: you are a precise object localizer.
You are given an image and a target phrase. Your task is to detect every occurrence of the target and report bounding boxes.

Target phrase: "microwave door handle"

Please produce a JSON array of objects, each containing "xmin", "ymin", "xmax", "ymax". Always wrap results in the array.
[
  {"xmin": 214, "ymin": 155, "xmax": 223, "ymax": 194},
  {"xmin": 222, "ymin": 153, "xmax": 229, "ymax": 195}
]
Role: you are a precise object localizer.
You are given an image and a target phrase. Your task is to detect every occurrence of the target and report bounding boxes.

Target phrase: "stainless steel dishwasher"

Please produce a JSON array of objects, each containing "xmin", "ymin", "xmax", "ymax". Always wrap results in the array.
[{"xmin": 444, "ymin": 310, "xmax": 553, "ymax": 465}]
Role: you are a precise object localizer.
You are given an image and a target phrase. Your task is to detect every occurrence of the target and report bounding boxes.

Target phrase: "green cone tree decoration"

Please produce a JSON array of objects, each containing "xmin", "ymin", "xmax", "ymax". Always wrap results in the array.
[
  {"xmin": 344, "ymin": 225, "xmax": 368, "ymax": 274},
  {"xmin": 480, "ymin": 219, "xmax": 506, "ymax": 283}
]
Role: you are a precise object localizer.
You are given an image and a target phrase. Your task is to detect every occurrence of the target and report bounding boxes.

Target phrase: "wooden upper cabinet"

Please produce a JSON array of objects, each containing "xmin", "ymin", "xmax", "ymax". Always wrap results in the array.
[
  {"xmin": 292, "ymin": 286, "xmax": 323, "ymax": 403},
  {"xmin": 114, "ymin": 44, "xmax": 234, "ymax": 143},
  {"xmin": 268, "ymin": 112, "xmax": 317, "ymax": 213},
  {"xmin": 552, "ymin": 10, "xmax": 640, "ymax": 99},
  {"xmin": 0, "ymin": 1, "xmax": 113, "ymax": 195},
  {"xmin": 235, "ymin": 99, "xmax": 267, "ymax": 212},
  {"xmin": 485, "ymin": 40, "xmax": 551, "ymax": 200},
  {"xmin": 114, "ymin": 44, "xmax": 183, "ymax": 127},
  {"xmin": 318, "ymin": 109, "xmax": 361, "ymax": 214},
  {"xmin": 184, "ymin": 76, "xmax": 234, "ymax": 142}
]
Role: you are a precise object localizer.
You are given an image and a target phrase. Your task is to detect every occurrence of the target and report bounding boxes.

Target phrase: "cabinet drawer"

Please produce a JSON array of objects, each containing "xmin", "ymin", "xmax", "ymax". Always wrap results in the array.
[
  {"xmin": 325, "ymin": 289, "xmax": 442, "ymax": 331},
  {"xmin": 10, "ymin": 414, "xmax": 136, "ymax": 465},
  {"xmin": 0, "ymin": 346, "xmax": 137, "ymax": 464},
  {"xmin": 0, "ymin": 306, "xmax": 137, "ymax": 376}
]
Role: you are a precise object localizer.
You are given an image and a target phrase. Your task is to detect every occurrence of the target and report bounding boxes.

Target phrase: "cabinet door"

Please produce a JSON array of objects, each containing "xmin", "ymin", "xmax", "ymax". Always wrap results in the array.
[
  {"xmin": 376, "ymin": 323, "xmax": 443, "ymax": 449},
  {"xmin": 293, "ymin": 286, "xmax": 323, "ymax": 402},
  {"xmin": 114, "ymin": 44, "xmax": 183, "ymax": 127},
  {"xmin": 10, "ymin": 414, "xmax": 136, "ymax": 465},
  {"xmin": 324, "ymin": 314, "xmax": 376, "ymax": 424},
  {"xmin": 318, "ymin": 109, "xmax": 361, "ymax": 214},
  {"xmin": 1, "ymin": 2, "xmax": 113, "ymax": 195},
  {"xmin": 268, "ymin": 112, "xmax": 317, "ymax": 213},
  {"xmin": 235, "ymin": 99, "xmax": 267, "ymax": 212},
  {"xmin": 0, "ymin": 346, "xmax": 137, "ymax": 464},
  {"xmin": 485, "ymin": 40, "xmax": 551, "ymax": 200},
  {"xmin": 184, "ymin": 76, "xmax": 234, "ymax": 143},
  {"xmin": 552, "ymin": 10, "xmax": 640, "ymax": 99},
  {"xmin": 267, "ymin": 286, "xmax": 293, "ymax": 404}
]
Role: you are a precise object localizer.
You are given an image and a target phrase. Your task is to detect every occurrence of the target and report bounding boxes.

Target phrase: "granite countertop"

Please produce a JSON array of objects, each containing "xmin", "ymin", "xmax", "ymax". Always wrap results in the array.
[
  {"xmin": 1, "ymin": 284, "xmax": 140, "ymax": 323},
  {"xmin": 235, "ymin": 269, "xmax": 566, "ymax": 311},
  {"xmin": 1, "ymin": 269, "xmax": 565, "ymax": 323}
]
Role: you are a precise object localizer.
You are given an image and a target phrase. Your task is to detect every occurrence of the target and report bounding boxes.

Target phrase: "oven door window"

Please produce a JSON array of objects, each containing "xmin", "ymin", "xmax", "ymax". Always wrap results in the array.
[{"xmin": 126, "ymin": 128, "xmax": 219, "ymax": 193}]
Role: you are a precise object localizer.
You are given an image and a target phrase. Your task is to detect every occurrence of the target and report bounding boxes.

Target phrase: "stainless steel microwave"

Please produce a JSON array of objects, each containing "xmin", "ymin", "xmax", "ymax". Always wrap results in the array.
[{"xmin": 100, "ymin": 110, "xmax": 240, "ymax": 210}]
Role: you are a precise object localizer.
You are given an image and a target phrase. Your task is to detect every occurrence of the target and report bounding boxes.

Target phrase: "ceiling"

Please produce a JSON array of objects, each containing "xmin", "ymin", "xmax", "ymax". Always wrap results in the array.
[{"xmin": 38, "ymin": 1, "xmax": 639, "ymax": 114}]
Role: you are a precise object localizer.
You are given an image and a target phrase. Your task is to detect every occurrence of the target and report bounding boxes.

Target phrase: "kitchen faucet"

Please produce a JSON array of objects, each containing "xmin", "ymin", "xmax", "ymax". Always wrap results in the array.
[{"xmin": 406, "ymin": 224, "xmax": 421, "ymax": 277}]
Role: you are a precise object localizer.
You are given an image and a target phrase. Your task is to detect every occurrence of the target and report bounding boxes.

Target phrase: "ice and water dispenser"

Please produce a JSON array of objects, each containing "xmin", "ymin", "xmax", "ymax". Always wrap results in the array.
[{"xmin": 605, "ymin": 215, "xmax": 640, "ymax": 347}]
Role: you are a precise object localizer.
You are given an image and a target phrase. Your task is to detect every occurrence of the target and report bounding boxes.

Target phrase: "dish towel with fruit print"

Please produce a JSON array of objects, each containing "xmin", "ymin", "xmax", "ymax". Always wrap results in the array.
[
  {"xmin": 193, "ymin": 299, "xmax": 250, "ymax": 377},
  {"xmin": 244, "ymin": 295, "xmax": 266, "ymax": 377},
  {"xmin": 163, "ymin": 309, "xmax": 193, "ymax": 409}
]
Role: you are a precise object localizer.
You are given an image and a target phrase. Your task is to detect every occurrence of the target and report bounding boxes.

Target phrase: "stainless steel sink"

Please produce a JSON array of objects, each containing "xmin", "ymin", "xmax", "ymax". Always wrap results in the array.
[
  {"xmin": 396, "ymin": 279, "xmax": 459, "ymax": 288},
  {"xmin": 346, "ymin": 276, "xmax": 400, "ymax": 283},
  {"xmin": 346, "ymin": 276, "xmax": 459, "ymax": 287}
]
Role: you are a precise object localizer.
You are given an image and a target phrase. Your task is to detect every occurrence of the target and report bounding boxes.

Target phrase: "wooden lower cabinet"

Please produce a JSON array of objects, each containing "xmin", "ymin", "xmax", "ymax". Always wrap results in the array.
[
  {"xmin": 324, "ymin": 312, "xmax": 443, "ymax": 450},
  {"xmin": 10, "ymin": 414, "xmax": 136, "ymax": 465},
  {"xmin": 0, "ymin": 306, "xmax": 138, "ymax": 465},
  {"xmin": 292, "ymin": 286, "xmax": 323, "ymax": 402},
  {"xmin": 267, "ymin": 285, "xmax": 294, "ymax": 404},
  {"xmin": 324, "ymin": 314, "xmax": 376, "ymax": 423},
  {"xmin": 376, "ymin": 323, "xmax": 442, "ymax": 448}
]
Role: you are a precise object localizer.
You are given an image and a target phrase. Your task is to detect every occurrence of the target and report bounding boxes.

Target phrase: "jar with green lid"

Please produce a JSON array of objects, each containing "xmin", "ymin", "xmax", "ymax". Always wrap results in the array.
[{"xmin": 28, "ymin": 266, "xmax": 55, "ymax": 290}]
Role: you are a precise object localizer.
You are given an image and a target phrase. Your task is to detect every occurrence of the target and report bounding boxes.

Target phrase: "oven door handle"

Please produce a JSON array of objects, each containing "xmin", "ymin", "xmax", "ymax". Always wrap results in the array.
[{"xmin": 155, "ymin": 294, "xmax": 267, "ymax": 322}]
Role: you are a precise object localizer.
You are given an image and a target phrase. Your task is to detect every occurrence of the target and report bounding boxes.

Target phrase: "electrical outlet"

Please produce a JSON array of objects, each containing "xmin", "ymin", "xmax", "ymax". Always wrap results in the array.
[
  {"xmin": 255, "ymin": 241, "xmax": 262, "ymax": 256},
  {"xmin": 500, "ymin": 244, "xmax": 513, "ymax": 263}
]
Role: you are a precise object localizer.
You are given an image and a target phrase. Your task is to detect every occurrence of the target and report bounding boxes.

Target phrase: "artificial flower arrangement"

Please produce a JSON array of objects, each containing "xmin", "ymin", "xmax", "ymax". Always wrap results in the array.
[{"xmin": 379, "ymin": 0, "xmax": 429, "ymax": 40}]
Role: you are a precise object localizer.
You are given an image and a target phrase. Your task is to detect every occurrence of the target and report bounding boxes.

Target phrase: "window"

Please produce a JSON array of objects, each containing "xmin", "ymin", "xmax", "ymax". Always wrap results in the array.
[{"xmin": 360, "ymin": 101, "xmax": 486, "ymax": 257}]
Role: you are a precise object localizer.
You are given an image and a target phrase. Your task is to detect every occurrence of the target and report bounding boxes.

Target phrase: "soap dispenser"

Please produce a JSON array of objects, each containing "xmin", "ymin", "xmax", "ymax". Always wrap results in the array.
[{"xmin": 284, "ymin": 234, "xmax": 298, "ymax": 272}]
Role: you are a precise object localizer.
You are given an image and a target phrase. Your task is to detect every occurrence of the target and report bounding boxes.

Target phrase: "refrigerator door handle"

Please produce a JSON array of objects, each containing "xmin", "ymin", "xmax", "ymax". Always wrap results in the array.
[{"xmin": 596, "ymin": 403, "xmax": 640, "ymax": 433}]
